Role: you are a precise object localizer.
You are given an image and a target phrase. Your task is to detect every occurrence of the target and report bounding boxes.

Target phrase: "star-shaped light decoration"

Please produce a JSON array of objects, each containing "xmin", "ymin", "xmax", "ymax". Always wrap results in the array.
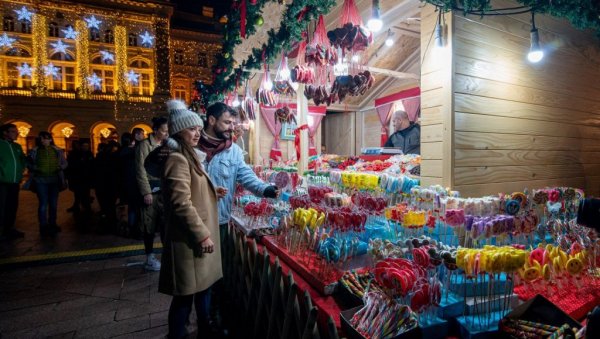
[
  {"xmin": 61, "ymin": 26, "xmax": 78, "ymax": 40},
  {"xmin": 100, "ymin": 50, "xmax": 114, "ymax": 63},
  {"xmin": 126, "ymin": 70, "xmax": 139, "ymax": 85},
  {"xmin": 139, "ymin": 31, "xmax": 154, "ymax": 46},
  {"xmin": 0, "ymin": 33, "xmax": 16, "ymax": 48},
  {"xmin": 87, "ymin": 73, "xmax": 102, "ymax": 89},
  {"xmin": 84, "ymin": 16, "xmax": 102, "ymax": 30},
  {"xmin": 14, "ymin": 6, "xmax": 33, "ymax": 22},
  {"xmin": 16, "ymin": 63, "xmax": 33, "ymax": 77},
  {"xmin": 44, "ymin": 63, "xmax": 61, "ymax": 80},
  {"xmin": 50, "ymin": 39, "xmax": 69, "ymax": 54}
]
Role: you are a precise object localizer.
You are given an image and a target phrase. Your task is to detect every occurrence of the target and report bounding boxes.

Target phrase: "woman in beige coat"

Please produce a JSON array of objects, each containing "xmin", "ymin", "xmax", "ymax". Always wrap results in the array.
[{"xmin": 159, "ymin": 100, "xmax": 223, "ymax": 339}]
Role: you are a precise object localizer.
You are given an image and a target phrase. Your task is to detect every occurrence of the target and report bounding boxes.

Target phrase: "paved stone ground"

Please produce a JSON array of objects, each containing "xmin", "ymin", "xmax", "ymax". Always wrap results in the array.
[{"xmin": 0, "ymin": 191, "xmax": 181, "ymax": 338}]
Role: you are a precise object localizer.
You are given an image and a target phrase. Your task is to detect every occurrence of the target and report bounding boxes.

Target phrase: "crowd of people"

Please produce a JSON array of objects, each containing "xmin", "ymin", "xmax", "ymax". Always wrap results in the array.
[{"xmin": 0, "ymin": 99, "xmax": 279, "ymax": 338}]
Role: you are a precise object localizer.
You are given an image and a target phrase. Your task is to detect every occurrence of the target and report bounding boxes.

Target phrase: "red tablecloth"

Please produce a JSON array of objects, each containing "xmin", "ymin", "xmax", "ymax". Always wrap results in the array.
[{"xmin": 358, "ymin": 154, "xmax": 392, "ymax": 162}]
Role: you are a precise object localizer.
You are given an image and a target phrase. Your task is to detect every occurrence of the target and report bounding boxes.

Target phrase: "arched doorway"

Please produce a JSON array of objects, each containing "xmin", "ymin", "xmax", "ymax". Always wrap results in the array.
[
  {"xmin": 49, "ymin": 121, "xmax": 77, "ymax": 153},
  {"xmin": 130, "ymin": 123, "xmax": 152, "ymax": 139},
  {"xmin": 90, "ymin": 122, "xmax": 117, "ymax": 155},
  {"xmin": 7, "ymin": 120, "xmax": 33, "ymax": 153}
]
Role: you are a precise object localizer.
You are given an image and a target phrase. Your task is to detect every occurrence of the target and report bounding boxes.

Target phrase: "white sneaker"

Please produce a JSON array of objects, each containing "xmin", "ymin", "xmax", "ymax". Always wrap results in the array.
[{"xmin": 144, "ymin": 254, "xmax": 161, "ymax": 271}]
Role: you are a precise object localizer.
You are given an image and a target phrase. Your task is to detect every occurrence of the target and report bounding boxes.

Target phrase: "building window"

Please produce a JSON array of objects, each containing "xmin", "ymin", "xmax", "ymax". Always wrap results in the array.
[
  {"xmin": 130, "ymin": 73, "xmax": 150, "ymax": 96},
  {"xmin": 90, "ymin": 28, "xmax": 100, "ymax": 42},
  {"xmin": 173, "ymin": 88, "xmax": 187, "ymax": 103},
  {"xmin": 174, "ymin": 50, "xmax": 184, "ymax": 65},
  {"xmin": 6, "ymin": 47, "xmax": 31, "ymax": 57},
  {"xmin": 3, "ymin": 16, "xmax": 15, "ymax": 32},
  {"xmin": 50, "ymin": 52, "xmax": 74, "ymax": 62},
  {"xmin": 49, "ymin": 22, "xmax": 59, "ymax": 37},
  {"xmin": 20, "ymin": 21, "xmax": 31, "ymax": 34},
  {"xmin": 5, "ymin": 61, "xmax": 32, "ymax": 88},
  {"xmin": 91, "ymin": 68, "xmax": 114, "ymax": 93},
  {"xmin": 128, "ymin": 33, "xmax": 137, "ymax": 46},
  {"xmin": 197, "ymin": 53, "xmax": 208, "ymax": 67},
  {"xmin": 48, "ymin": 66, "xmax": 75, "ymax": 91},
  {"xmin": 104, "ymin": 30, "xmax": 113, "ymax": 43}
]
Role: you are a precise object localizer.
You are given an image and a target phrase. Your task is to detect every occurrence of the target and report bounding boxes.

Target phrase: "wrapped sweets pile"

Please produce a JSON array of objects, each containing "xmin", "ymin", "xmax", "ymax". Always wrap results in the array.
[
  {"xmin": 500, "ymin": 319, "xmax": 585, "ymax": 339},
  {"xmin": 348, "ymin": 292, "xmax": 418, "ymax": 339}
]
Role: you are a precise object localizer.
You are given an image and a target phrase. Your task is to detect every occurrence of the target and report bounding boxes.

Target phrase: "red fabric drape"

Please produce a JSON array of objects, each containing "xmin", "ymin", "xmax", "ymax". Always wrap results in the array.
[
  {"xmin": 376, "ymin": 103, "xmax": 394, "ymax": 146},
  {"xmin": 402, "ymin": 97, "xmax": 420, "ymax": 123},
  {"xmin": 307, "ymin": 113, "xmax": 324, "ymax": 156},
  {"xmin": 260, "ymin": 104, "xmax": 283, "ymax": 161},
  {"xmin": 294, "ymin": 124, "xmax": 309, "ymax": 161},
  {"xmin": 240, "ymin": 0, "xmax": 247, "ymax": 39}
]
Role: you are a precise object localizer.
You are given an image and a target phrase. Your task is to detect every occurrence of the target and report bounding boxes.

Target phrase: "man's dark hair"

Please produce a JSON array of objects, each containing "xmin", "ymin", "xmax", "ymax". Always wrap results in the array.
[
  {"xmin": 206, "ymin": 102, "xmax": 237, "ymax": 120},
  {"xmin": 0, "ymin": 123, "xmax": 17, "ymax": 135},
  {"xmin": 151, "ymin": 116, "xmax": 168, "ymax": 130},
  {"xmin": 131, "ymin": 127, "xmax": 144, "ymax": 136}
]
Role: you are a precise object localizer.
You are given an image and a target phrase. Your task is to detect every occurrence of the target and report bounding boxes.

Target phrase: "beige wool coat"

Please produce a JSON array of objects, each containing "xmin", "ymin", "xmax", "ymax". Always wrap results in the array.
[{"xmin": 158, "ymin": 150, "xmax": 222, "ymax": 296}]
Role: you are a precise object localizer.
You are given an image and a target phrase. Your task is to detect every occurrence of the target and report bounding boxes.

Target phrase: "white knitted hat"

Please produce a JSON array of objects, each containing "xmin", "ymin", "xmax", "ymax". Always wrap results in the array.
[{"xmin": 166, "ymin": 100, "xmax": 204, "ymax": 135}]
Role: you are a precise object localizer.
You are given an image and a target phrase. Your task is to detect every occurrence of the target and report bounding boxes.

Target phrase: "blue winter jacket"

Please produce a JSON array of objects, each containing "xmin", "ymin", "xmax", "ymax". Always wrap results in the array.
[{"xmin": 203, "ymin": 143, "xmax": 269, "ymax": 225}]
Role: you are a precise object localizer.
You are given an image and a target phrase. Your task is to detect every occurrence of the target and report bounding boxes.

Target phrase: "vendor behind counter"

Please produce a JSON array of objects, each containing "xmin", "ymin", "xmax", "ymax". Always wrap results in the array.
[{"xmin": 383, "ymin": 110, "xmax": 420, "ymax": 155}]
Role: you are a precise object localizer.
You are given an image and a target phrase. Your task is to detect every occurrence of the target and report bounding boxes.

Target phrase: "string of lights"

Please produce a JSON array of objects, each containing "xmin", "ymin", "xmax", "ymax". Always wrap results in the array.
[
  {"xmin": 32, "ymin": 13, "xmax": 48, "ymax": 96},
  {"xmin": 75, "ymin": 19, "xmax": 90, "ymax": 99},
  {"xmin": 114, "ymin": 25, "xmax": 128, "ymax": 101}
]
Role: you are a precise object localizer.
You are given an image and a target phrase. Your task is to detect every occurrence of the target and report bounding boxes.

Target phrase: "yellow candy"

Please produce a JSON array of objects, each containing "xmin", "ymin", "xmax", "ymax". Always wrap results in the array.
[
  {"xmin": 566, "ymin": 258, "xmax": 584, "ymax": 275},
  {"xmin": 542, "ymin": 264, "xmax": 551, "ymax": 280}
]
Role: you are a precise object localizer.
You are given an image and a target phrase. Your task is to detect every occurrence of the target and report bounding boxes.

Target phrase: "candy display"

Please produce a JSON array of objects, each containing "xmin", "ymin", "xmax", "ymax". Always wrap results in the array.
[{"xmin": 348, "ymin": 292, "xmax": 418, "ymax": 339}]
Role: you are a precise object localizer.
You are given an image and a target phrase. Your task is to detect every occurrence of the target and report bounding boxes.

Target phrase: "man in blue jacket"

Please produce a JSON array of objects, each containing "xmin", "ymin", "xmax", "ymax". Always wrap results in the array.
[
  {"xmin": 198, "ymin": 102, "xmax": 279, "ymax": 233},
  {"xmin": 0, "ymin": 123, "xmax": 26, "ymax": 240}
]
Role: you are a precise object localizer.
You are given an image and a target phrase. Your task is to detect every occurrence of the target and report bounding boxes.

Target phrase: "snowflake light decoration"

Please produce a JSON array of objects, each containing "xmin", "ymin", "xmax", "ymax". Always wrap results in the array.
[
  {"xmin": 126, "ymin": 70, "xmax": 139, "ymax": 85},
  {"xmin": 14, "ymin": 6, "xmax": 33, "ymax": 22},
  {"xmin": 139, "ymin": 31, "xmax": 154, "ymax": 46},
  {"xmin": 0, "ymin": 33, "xmax": 16, "ymax": 48},
  {"xmin": 100, "ymin": 50, "xmax": 114, "ymax": 63},
  {"xmin": 87, "ymin": 73, "xmax": 102, "ymax": 89},
  {"xmin": 84, "ymin": 16, "xmax": 102, "ymax": 30},
  {"xmin": 50, "ymin": 39, "xmax": 69, "ymax": 54},
  {"xmin": 16, "ymin": 63, "xmax": 33, "ymax": 77},
  {"xmin": 61, "ymin": 26, "xmax": 78, "ymax": 40},
  {"xmin": 44, "ymin": 63, "xmax": 61, "ymax": 80}
]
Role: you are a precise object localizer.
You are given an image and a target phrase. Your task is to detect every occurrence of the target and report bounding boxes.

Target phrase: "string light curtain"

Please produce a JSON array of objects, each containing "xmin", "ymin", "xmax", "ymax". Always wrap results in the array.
[
  {"xmin": 114, "ymin": 25, "xmax": 128, "ymax": 100},
  {"xmin": 32, "ymin": 14, "xmax": 48, "ymax": 96},
  {"xmin": 75, "ymin": 20, "xmax": 90, "ymax": 99}
]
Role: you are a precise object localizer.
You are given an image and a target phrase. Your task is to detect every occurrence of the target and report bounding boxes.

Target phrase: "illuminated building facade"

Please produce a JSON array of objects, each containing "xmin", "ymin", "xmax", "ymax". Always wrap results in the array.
[{"xmin": 0, "ymin": 0, "xmax": 220, "ymax": 153}]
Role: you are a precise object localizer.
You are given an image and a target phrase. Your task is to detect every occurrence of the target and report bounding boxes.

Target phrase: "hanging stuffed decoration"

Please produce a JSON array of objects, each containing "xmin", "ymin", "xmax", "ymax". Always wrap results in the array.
[
  {"xmin": 290, "ymin": 34, "xmax": 315, "ymax": 85},
  {"xmin": 273, "ymin": 53, "xmax": 296, "ymax": 95},
  {"xmin": 241, "ymin": 80, "xmax": 256, "ymax": 120},
  {"xmin": 327, "ymin": 0, "xmax": 373, "ymax": 53},
  {"xmin": 303, "ymin": 14, "xmax": 338, "ymax": 106},
  {"xmin": 274, "ymin": 106, "xmax": 297, "ymax": 125}
]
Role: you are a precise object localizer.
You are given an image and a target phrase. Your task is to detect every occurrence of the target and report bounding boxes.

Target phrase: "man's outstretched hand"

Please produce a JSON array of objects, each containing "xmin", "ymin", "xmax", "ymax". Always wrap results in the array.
[{"xmin": 263, "ymin": 185, "xmax": 280, "ymax": 199}]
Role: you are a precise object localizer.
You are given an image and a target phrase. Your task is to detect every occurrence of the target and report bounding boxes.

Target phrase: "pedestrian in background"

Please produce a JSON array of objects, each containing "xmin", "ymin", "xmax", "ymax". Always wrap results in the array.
[{"xmin": 0, "ymin": 123, "xmax": 26, "ymax": 240}]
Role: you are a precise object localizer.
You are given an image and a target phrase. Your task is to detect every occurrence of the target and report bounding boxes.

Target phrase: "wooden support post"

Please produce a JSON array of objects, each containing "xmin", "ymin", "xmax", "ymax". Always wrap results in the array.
[{"xmin": 296, "ymin": 84, "xmax": 309, "ymax": 173}]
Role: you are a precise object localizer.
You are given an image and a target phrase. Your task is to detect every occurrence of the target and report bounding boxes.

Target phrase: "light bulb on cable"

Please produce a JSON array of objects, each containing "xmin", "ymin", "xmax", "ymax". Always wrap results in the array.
[
  {"xmin": 351, "ymin": 55, "xmax": 360, "ymax": 62},
  {"xmin": 367, "ymin": 0, "xmax": 383, "ymax": 33},
  {"xmin": 385, "ymin": 29, "xmax": 394, "ymax": 47},
  {"xmin": 527, "ymin": 12, "xmax": 544, "ymax": 63},
  {"xmin": 263, "ymin": 80, "xmax": 273, "ymax": 91},
  {"xmin": 232, "ymin": 96, "xmax": 241, "ymax": 107}
]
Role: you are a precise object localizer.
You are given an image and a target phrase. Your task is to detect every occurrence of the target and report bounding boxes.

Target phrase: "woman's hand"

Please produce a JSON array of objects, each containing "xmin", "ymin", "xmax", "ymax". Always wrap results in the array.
[
  {"xmin": 216, "ymin": 186, "xmax": 228, "ymax": 199},
  {"xmin": 200, "ymin": 237, "xmax": 215, "ymax": 253},
  {"xmin": 143, "ymin": 193, "xmax": 153, "ymax": 205}
]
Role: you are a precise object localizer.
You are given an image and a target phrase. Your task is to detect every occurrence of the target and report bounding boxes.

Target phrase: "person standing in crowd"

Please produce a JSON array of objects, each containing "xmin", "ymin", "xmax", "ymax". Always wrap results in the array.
[
  {"xmin": 94, "ymin": 140, "xmax": 121, "ymax": 233},
  {"xmin": 136, "ymin": 116, "xmax": 168, "ymax": 271},
  {"xmin": 383, "ymin": 109, "xmax": 421, "ymax": 154},
  {"xmin": 132, "ymin": 127, "xmax": 145, "ymax": 143},
  {"xmin": 119, "ymin": 132, "xmax": 140, "ymax": 237},
  {"xmin": 66, "ymin": 139, "xmax": 94, "ymax": 214},
  {"xmin": 0, "ymin": 123, "xmax": 26, "ymax": 240},
  {"xmin": 27, "ymin": 132, "xmax": 67, "ymax": 236},
  {"xmin": 159, "ymin": 100, "xmax": 222, "ymax": 339},
  {"xmin": 199, "ymin": 103, "xmax": 280, "ymax": 238}
]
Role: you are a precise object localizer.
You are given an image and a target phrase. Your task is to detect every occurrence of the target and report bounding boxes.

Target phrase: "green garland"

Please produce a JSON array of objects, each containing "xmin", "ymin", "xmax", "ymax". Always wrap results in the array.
[
  {"xmin": 205, "ymin": 0, "xmax": 336, "ymax": 105},
  {"xmin": 422, "ymin": 0, "xmax": 600, "ymax": 32}
]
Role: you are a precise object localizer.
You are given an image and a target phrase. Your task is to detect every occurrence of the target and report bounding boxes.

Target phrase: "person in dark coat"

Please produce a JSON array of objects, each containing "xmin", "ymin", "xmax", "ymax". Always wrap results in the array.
[
  {"xmin": 94, "ymin": 140, "xmax": 121, "ymax": 233},
  {"xmin": 384, "ymin": 110, "xmax": 421, "ymax": 154},
  {"xmin": 118, "ymin": 132, "xmax": 140, "ymax": 237},
  {"xmin": 66, "ymin": 139, "xmax": 94, "ymax": 213}
]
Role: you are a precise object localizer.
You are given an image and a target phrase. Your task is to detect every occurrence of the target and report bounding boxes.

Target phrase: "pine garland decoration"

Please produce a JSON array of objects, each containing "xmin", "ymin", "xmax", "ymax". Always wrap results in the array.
[{"xmin": 205, "ymin": 0, "xmax": 336, "ymax": 105}]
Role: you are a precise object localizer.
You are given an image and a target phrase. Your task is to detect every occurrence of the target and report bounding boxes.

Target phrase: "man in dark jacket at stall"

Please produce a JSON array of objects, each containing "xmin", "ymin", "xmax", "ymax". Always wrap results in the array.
[{"xmin": 383, "ymin": 109, "xmax": 420, "ymax": 154}]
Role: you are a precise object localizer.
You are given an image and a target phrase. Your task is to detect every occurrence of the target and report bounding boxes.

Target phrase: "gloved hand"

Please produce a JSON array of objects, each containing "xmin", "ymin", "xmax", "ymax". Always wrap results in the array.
[{"xmin": 263, "ymin": 185, "xmax": 280, "ymax": 199}]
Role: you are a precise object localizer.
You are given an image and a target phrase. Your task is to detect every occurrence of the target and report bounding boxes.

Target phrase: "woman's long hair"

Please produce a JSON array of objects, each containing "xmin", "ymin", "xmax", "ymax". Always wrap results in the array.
[{"xmin": 171, "ymin": 133, "xmax": 202, "ymax": 175}]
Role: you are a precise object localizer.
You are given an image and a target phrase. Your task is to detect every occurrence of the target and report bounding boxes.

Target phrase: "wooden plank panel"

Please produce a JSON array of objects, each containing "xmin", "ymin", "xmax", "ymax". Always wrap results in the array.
[
  {"xmin": 454, "ymin": 149, "xmax": 598, "ymax": 167},
  {"xmin": 421, "ymin": 71, "xmax": 444, "ymax": 92},
  {"xmin": 422, "ymin": 142, "xmax": 443, "ymax": 160},
  {"xmin": 421, "ymin": 106, "xmax": 443, "ymax": 126},
  {"xmin": 585, "ymin": 176, "xmax": 600, "ymax": 196},
  {"xmin": 455, "ymin": 131, "xmax": 600, "ymax": 152},
  {"xmin": 421, "ymin": 89, "xmax": 444, "ymax": 109},
  {"xmin": 454, "ymin": 93, "xmax": 600, "ymax": 127},
  {"xmin": 455, "ymin": 177, "xmax": 586, "ymax": 198},
  {"xmin": 454, "ymin": 164, "xmax": 586, "ymax": 186},
  {"xmin": 421, "ymin": 124, "xmax": 443, "ymax": 142},
  {"xmin": 455, "ymin": 112, "xmax": 600, "ymax": 140},
  {"xmin": 421, "ymin": 176, "xmax": 443, "ymax": 187},
  {"xmin": 454, "ymin": 74, "xmax": 600, "ymax": 116},
  {"xmin": 421, "ymin": 160, "xmax": 443, "ymax": 177}
]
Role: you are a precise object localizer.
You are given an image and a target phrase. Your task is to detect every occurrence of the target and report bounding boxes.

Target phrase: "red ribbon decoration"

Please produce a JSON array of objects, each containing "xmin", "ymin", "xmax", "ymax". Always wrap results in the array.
[
  {"xmin": 240, "ymin": 0, "xmax": 247, "ymax": 39},
  {"xmin": 297, "ymin": 6, "xmax": 310, "ymax": 22},
  {"xmin": 294, "ymin": 124, "xmax": 309, "ymax": 161}
]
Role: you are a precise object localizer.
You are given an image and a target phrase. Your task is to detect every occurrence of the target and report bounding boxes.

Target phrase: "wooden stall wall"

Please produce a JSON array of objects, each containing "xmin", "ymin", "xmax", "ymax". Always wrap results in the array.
[
  {"xmin": 451, "ymin": 0, "xmax": 600, "ymax": 197},
  {"xmin": 323, "ymin": 112, "xmax": 357, "ymax": 156},
  {"xmin": 257, "ymin": 115, "xmax": 321, "ymax": 164},
  {"xmin": 420, "ymin": 5, "xmax": 454, "ymax": 188}
]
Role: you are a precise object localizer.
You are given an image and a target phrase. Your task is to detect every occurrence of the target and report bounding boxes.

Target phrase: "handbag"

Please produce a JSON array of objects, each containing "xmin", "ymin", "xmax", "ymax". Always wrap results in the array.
[{"xmin": 22, "ymin": 177, "xmax": 37, "ymax": 193}]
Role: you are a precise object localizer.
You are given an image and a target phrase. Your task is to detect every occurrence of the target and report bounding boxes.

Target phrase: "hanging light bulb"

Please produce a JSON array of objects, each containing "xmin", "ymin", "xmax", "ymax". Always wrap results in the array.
[
  {"xmin": 351, "ymin": 55, "xmax": 361, "ymax": 62},
  {"xmin": 263, "ymin": 79, "xmax": 273, "ymax": 91},
  {"xmin": 367, "ymin": 0, "xmax": 383, "ymax": 33},
  {"xmin": 527, "ymin": 13, "xmax": 543, "ymax": 63},
  {"xmin": 232, "ymin": 96, "xmax": 241, "ymax": 107},
  {"xmin": 280, "ymin": 56, "xmax": 291, "ymax": 80},
  {"xmin": 385, "ymin": 29, "xmax": 394, "ymax": 47}
]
